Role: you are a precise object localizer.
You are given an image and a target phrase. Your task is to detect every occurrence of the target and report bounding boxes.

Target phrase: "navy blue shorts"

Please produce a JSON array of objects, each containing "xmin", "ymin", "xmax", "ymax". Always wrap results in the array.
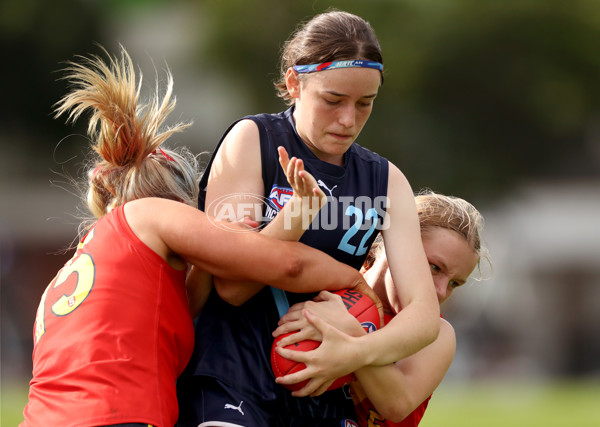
[
  {"xmin": 176, "ymin": 376, "xmax": 278, "ymax": 427},
  {"xmin": 176, "ymin": 375, "xmax": 358, "ymax": 427}
]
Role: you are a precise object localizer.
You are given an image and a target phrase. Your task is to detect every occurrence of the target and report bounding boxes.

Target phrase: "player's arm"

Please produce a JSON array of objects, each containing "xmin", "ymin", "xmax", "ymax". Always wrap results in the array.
[
  {"xmin": 357, "ymin": 163, "xmax": 440, "ymax": 364},
  {"xmin": 206, "ymin": 123, "xmax": 325, "ymax": 305},
  {"xmin": 351, "ymin": 318, "xmax": 455, "ymax": 422},
  {"xmin": 126, "ymin": 198, "xmax": 365, "ymax": 298}
]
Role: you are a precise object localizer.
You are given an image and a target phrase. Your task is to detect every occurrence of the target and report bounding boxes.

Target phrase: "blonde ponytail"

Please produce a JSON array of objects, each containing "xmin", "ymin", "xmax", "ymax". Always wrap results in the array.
[{"xmin": 55, "ymin": 45, "xmax": 200, "ymax": 220}]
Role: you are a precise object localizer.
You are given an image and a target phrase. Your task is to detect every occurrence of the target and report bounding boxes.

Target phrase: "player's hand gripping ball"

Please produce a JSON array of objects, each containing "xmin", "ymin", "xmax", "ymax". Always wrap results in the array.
[{"xmin": 271, "ymin": 288, "xmax": 380, "ymax": 392}]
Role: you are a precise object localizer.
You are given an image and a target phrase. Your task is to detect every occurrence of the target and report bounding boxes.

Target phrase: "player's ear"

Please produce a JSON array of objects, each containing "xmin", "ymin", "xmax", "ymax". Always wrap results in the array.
[{"xmin": 285, "ymin": 68, "xmax": 300, "ymax": 99}]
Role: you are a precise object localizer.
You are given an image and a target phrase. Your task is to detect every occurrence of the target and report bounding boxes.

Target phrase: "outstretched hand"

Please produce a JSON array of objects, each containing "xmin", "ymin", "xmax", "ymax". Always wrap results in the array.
[
  {"xmin": 278, "ymin": 146, "xmax": 326, "ymax": 211},
  {"xmin": 273, "ymin": 309, "xmax": 366, "ymax": 397}
]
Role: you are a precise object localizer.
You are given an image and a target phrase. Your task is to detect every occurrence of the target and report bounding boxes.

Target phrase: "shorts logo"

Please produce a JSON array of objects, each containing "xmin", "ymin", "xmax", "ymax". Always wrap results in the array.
[
  {"xmin": 268, "ymin": 186, "xmax": 293, "ymax": 210},
  {"xmin": 342, "ymin": 420, "xmax": 359, "ymax": 427},
  {"xmin": 224, "ymin": 400, "xmax": 245, "ymax": 415}
]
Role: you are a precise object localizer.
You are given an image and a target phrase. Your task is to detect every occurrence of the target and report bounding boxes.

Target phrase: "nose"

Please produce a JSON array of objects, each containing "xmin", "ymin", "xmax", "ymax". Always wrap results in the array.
[
  {"xmin": 337, "ymin": 104, "xmax": 356, "ymax": 128},
  {"xmin": 434, "ymin": 276, "xmax": 450, "ymax": 305}
]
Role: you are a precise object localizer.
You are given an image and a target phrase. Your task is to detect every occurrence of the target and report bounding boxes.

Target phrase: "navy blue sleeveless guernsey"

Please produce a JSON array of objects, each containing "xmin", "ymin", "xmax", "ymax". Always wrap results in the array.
[{"xmin": 177, "ymin": 107, "xmax": 388, "ymax": 425}]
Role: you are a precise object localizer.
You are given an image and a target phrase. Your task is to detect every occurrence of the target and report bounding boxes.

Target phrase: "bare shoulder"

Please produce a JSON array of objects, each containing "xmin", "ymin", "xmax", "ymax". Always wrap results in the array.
[
  {"xmin": 123, "ymin": 198, "xmax": 191, "ymax": 269},
  {"xmin": 123, "ymin": 198, "xmax": 192, "ymax": 238},
  {"xmin": 124, "ymin": 197, "xmax": 183, "ymax": 217},
  {"xmin": 221, "ymin": 118, "xmax": 260, "ymax": 150},
  {"xmin": 386, "ymin": 161, "xmax": 413, "ymax": 196},
  {"xmin": 208, "ymin": 118, "xmax": 264, "ymax": 202}
]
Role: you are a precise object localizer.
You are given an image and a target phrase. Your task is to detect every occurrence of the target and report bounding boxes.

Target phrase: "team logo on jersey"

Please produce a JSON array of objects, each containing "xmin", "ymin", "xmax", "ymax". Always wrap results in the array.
[
  {"xmin": 342, "ymin": 420, "xmax": 359, "ymax": 427},
  {"xmin": 268, "ymin": 185, "xmax": 293, "ymax": 210}
]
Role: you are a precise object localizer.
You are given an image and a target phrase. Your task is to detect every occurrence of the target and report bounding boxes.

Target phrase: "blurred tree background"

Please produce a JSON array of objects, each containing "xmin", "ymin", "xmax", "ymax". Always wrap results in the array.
[
  {"xmin": 2, "ymin": 0, "xmax": 599, "ymax": 200},
  {"xmin": 2, "ymin": 0, "xmax": 600, "ymax": 425}
]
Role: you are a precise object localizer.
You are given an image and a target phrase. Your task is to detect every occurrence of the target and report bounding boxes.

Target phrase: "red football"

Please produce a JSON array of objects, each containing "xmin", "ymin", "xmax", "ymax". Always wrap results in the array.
[{"xmin": 271, "ymin": 288, "xmax": 380, "ymax": 392}]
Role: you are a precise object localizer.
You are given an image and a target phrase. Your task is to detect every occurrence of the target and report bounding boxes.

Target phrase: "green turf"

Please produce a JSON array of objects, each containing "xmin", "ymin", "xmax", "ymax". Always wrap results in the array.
[
  {"xmin": 420, "ymin": 379, "xmax": 600, "ymax": 427},
  {"xmin": 3, "ymin": 379, "xmax": 600, "ymax": 426},
  {"xmin": 1, "ymin": 379, "xmax": 28, "ymax": 427}
]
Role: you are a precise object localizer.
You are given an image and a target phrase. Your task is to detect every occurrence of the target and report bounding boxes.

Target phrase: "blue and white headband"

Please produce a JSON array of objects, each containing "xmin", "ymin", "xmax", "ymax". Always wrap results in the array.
[{"xmin": 292, "ymin": 60, "xmax": 383, "ymax": 74}]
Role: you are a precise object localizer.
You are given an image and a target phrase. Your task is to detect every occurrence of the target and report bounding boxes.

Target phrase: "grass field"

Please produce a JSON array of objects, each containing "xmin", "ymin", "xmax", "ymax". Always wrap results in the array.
[
  {"xmin": 420, "ymin": 379, "xmax": 600, "ymax": 427},
  {"xmin": 3, "ymin": 378, "xmax": 600, "ymax": 426}
]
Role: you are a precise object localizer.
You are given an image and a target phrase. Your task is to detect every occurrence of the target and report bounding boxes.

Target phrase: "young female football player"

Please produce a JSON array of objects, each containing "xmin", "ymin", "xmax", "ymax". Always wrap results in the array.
[
  {"xmin": 274, "ymin": 191, "xmax": 489, "ymax": 426},
  {"xmin": 177, "ymin": 9, "xmax": 439, "ymax": 427}
]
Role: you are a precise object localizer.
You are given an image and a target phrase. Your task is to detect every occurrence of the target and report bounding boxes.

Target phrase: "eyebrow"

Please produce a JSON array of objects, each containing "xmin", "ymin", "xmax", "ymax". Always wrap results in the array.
[{"xmin": 325, "ymin": 90, "xmax": 378, "ymax": 99}]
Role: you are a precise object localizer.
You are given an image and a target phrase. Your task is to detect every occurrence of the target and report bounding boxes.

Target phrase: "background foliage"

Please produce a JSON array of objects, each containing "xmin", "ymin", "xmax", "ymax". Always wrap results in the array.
[{"xmin": 2, "ymin": 0, "xmax": 600, "ymax": 201}]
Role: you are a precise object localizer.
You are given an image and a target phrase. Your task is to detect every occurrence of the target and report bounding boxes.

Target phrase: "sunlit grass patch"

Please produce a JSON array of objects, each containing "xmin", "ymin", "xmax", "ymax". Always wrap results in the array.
[{"xmin": 420, "ymin": 379, "xmax": 600, "ymax": 427}]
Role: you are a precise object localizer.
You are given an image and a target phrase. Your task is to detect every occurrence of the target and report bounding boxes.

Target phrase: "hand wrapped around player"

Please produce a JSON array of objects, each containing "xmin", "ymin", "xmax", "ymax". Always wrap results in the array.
[
  {"xmin": 272, "ymin": 290, "xmax": 365, "ymax": 345},
  {"xmin": 273, "ymin": 308, "xmax": 366, "ymax": 397}
]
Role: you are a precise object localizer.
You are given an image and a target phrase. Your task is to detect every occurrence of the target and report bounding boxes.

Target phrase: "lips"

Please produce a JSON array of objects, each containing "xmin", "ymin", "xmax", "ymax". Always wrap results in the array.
[{"xmin": 329, "ymin": 132, "xmax": 353, "ymax": 140}]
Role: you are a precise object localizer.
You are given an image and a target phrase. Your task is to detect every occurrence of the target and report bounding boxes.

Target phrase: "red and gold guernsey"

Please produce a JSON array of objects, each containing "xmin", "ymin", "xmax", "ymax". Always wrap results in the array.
[
  {"xmin": 352, "ymin": 314, "xmax": 432, "ymax": 427},
  {"xmin": 21, "ymin": 203, "xmax": 194, "ymax": 427}
]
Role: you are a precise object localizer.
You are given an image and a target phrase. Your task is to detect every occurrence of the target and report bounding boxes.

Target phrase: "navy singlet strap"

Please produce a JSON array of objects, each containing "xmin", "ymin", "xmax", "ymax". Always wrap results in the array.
[{"xmin": 270, "ymin": 287, "xmax": 290, "ymax": 318}]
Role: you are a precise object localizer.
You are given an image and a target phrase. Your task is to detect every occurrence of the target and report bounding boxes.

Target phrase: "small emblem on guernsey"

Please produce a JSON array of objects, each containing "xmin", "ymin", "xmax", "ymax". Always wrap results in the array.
[
  {"xmin": 268, "ymin": 186, "xmax": 293, "ymax": 209},
  {"xmin": 342, "ymin": 420, "xmax": 359, "ymax": 427}
]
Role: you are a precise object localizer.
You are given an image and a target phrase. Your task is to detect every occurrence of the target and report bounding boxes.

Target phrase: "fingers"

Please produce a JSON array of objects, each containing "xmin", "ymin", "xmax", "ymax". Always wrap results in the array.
[
  {"xmin": 276, "ymin": 327, "xmax": 322, "ymax": 345},
  {"xmin": 272, "ymin": 320, "xmax": 306, "ymax": 338},
  {"xmin": 273, "ymin": 343, "xmax": 311, "ymax": 364},
  {"xmin": 278, "ymin": 146, "xmax": 301, "ymax": 191},
  {"xmin": 303, "ymin": 308, "xmax": 332, "ymax": 335},
  {"xmin": 314, "ymin": 290, "xmax": 336, "ymax": 302},
  {"xmin": 277, "ymin": 146, "xmax": 290, "ymax": 171},
  {"xmin": 278, "ymin": 304, "xmax": 306, "ymax": 325},
  {"xmin": 278, "ymin": 147, "xmax": 325, "ymax": 206}
]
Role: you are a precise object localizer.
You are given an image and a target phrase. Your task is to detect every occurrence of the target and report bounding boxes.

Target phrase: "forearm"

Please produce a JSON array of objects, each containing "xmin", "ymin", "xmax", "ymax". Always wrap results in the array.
[
  {"xmin": 353, "ymin": 364, "xmax": 417, "ymax": 422},
  {"xmin": 353, "ymin": 319, "xmax": 455, "ymax": 421},
  {"xmin": 215, "ymin": 194, "xmax": 323, "ymax": 305},
  {"xmin": 183, "ymin": 229, "xmax": 363, "ymax": 298},
  {"xmin": 354, "ymin": 301, "xmax": 439, "ymax": 367}
]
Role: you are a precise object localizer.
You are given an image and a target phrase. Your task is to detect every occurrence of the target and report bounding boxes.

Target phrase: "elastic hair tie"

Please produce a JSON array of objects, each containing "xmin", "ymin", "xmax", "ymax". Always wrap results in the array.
[
  {"xmin": 152, "ymin": 147, "xmax": 175, "ymax": 161},
  {"xmin": 90, "ymin": 165, "xmax": 102, "ymax": 179}
]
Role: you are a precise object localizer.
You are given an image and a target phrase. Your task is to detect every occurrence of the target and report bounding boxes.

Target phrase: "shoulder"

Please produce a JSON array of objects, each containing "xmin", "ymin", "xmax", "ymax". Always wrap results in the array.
[
  {"xmin": 224, "ymin": 118, "xmax": 260, "ymax": 141},
  {"xmin": 223, "ymin": 110, "xmax": 290, "ymax": 149},
  {"xmin": 124, "ymin": 198, "xmax": 184, "ymax": 224}
]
